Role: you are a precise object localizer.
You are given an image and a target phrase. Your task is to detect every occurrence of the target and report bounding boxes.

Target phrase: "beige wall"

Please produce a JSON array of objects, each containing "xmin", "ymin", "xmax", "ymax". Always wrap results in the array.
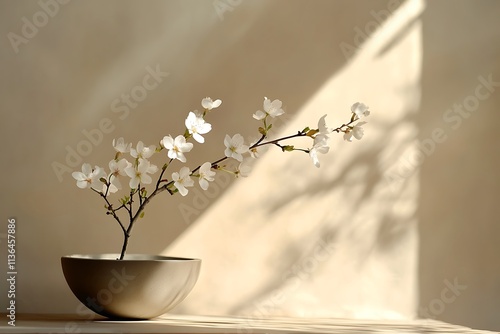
[
  {"xmin": 0, "ymin": 0, "xmax": 499, "ymax": 331},
  {"xmin": 418, "ymin": 1, "xmax": 500, "ymax": 330}
]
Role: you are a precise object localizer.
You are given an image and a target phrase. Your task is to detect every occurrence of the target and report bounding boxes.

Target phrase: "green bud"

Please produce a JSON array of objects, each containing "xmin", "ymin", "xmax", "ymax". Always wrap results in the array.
[
  {"xmin": 258, "ymin": 127, "xmax": 267, "ymax": 136},
  {"xmin": 99, "ymin": 177, "xmax": 107, "ymax": 184},
  {"xmin": 120, "ymin": 195, "xmax": 130, "ymax": 205},
  {"xmin": 139, "ymin": 211, "xmax": 145, "ymax": 219},
  {"xmin": 282, "ymin": 145, "xmax": 295, "ymax": 152}
]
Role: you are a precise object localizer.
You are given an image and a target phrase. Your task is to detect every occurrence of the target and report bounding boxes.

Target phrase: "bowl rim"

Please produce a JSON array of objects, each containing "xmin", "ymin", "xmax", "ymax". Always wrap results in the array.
[{"xmin": 61, "ymin": 253, "xmax": 201, "ymax": 262}]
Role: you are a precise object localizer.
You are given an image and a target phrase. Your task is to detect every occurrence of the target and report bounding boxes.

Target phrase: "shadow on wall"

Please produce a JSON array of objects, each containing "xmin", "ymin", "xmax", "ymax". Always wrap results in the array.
[
  {"xmin": 417, "ymin": 0, "xmax": 500, "ymax": 331},
  {"xmin": 168, "ymin": 0, "xmax": 422, "ymax": 318},
  {"xmin": 226, "ymin": 134, "xmax": 419, "ymax": 316}
]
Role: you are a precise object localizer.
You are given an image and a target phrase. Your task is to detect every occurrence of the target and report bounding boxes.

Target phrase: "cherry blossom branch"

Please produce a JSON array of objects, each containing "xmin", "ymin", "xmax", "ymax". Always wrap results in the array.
[
  {"xmin": 71, "ymin": 98, "xmax": 370, "ymax": 261},
  {"xmin": 253, "ymin": 131, "xmax": 307, "ymax": 148},
  {"xmin": 192, "ymin": 131, "xmax": 307, "ymax": 173},
  {"xmin": 91, "ymin": 188, "xmax": 128, "ymax": 237},
  {"xmin": 118, "ymin": 181, "xmax": 174, "ymax": 259},
  {"xmin": 332, "ymin": 118, "xmax": 359, "ymax": 133},
  {"xmin": 155, "ymin": 158, "xmax": 173, "ymax": 189},
  {"xmin": 252, "ymin": 134, "xmax": 267, "ymax": 147}
]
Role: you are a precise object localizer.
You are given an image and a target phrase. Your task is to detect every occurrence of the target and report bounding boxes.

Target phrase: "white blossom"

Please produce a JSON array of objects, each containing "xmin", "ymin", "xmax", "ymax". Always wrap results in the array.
[
  {"xmin": 343, "ymin": 121, "xmax": 367, "ymax": 142},
  {"xmin": 125, "ymin": 159, "xmax": 157, "ymax": 189},
  {"xmin": 351, "ymin": 102, "xmax": 370, "ymax": 118},
  {"xmin": 109, "ymin": 159, "xmax": 129, "ymax": 177},
  {"xmin": 185, "ymin": 111, "xmax": 212, "ymax": 143},
  {"xmin": 201, "ymin": 97, "xmax": 222, "ymax": 111},
  {"xmin": 309, "ymin": 135, "xmax": 330, "ymax": 168},
  {"xmin": 317, "ymin": 114, "xmax": 330, "ymax": 137},
  {"xmin": 224, "ymin": 134, "xmax": 249, "ymax": 162},
  {"xmin": 130, "ymin": 141, "xmax": 156, "ymax": 159},
  {"xmin": 161, "ymin": 135, "xmax": 193, "ymax": 163},
  {"xmin": 107, "ymin": 158, "xmax": 130, "ymax": 192},
  {"xmin": 72, "ymin": 164, "xmax": 106, "ymax": 190},
  {"xmin": 235, "ymin": 159, "xmax": 252, "ymax": 178},
  {"xmin": 253, "ymin": 97, "xmax": 285, "ymax": 120},
  {"xmin": 249, "ymin": 146, "xmax": 260, "ymax": 159},
  {"xmin": 198, "ymin": 162, "xmax": 216, "ymax": 190},
  {"xmin": 112, "ymin": 137, "xmax": 131, "ymax": 154},
  {"xmin": 172, "ymin": 166, "xmax": 194, "ymax": 196}
]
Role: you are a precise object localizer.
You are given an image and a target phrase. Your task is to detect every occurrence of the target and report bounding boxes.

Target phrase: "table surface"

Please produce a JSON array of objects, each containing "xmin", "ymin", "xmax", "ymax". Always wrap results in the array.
[{"xmin": 0, "ymin": 314, "xmax": 497, "ymax": 334}]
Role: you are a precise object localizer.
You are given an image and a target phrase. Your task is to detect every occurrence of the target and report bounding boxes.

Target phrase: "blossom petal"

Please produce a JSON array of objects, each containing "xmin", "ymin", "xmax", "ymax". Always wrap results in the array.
[
  {"xmin": 201, "ymin": 97, "xmax": 222, "ymax": 110},
  {"xmin": 309, "ymin": 149, "xmax": 320, "ymax": 168},
  {"xmin": 197, "ymin": 122, "xmax": 212, "ymax": 135},
  {"xmin": 343, "ymin": 131, "xmax": 353, "ymax": 142},
  {"xmin": 263, "ymin": 97, "xmax": 272, "ymax": 111},
  {"xmin": 141, "ymin": 174, "xmax": 152, "ymax": 185},
  {"xmin": 129, "ymin": 176, "xmax": 140, "ymax": 189},
  {"xmin": 318, "ymin": 114, "xmax": 330, "ymax": 136},
  {"xmin": 161, "ymin": 135, "xmax": 174, "ymax": 149},
  {"xmin": 81, "ymin": 163, "xmax": 92, "ymax": 175},
  {"xmin": 212, "ymin": 99, "xmax": 222, "ymax": 108},
  {"xmin": 233, "ymin": 152, "xmax": 243, "ymax": 162},
  {"xmin": 193, "ymin": 133, "xmax": 205, "ymax": 144},
  {"xmin": 176, "ymin": 183, "xmax": 189, "ymax": 196},
  {"xmin": 199, "ymin": 178, "xmax": 209, "ymax": 190},
  {"xmin": 351, "ymin": 102, "xmax": 370, "ymax": 118},
  {"xmin": 252, "ymin": 111, "xmax": 264, "ymax": 120}
]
